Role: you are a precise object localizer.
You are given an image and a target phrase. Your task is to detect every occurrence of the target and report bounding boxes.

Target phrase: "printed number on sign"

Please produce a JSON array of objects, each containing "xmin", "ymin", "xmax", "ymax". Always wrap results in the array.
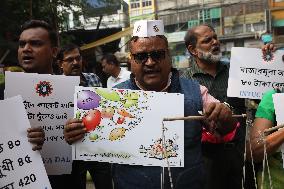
[{"xmin": 19, "ymin": 174, "xmax": 36, "ymax": 187}]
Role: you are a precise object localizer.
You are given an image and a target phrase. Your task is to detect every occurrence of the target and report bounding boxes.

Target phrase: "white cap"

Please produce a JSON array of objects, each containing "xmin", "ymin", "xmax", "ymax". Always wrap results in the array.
[{"xmin": 133, "ymin": 20, "xmax": 164, "ymax": 37}]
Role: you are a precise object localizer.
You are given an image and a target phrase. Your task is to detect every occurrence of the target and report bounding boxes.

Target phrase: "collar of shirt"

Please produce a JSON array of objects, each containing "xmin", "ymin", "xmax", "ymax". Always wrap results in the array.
[
  {"xmin": 116, "ymin": 69, "xmax": 128, "ymax": 80},
  {"xmin": 116, "ymin": 69, "xmax": 123, "ymax": 79},
  {"xmin": 80, "ymin": 73, "xmax": 87, "ymax": 86},
  {"xmin": 129, "ymin": 68, "xmax": 181, "ymax": 93},
  {"xmin": 190, "ymin": 59, "xmax": 229, "ymax": 77}
]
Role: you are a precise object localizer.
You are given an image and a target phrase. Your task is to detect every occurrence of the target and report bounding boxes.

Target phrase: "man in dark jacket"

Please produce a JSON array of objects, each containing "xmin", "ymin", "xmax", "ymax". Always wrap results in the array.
[{"xmin": 63, "ymin": 20, "xmax": 238, "ymax": 189}]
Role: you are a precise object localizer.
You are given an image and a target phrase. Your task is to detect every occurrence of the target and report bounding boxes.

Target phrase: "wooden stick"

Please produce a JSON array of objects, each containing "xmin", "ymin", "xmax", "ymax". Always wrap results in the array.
[
  {"xmin": 263, "ymin": 124, "xmax": 284, "ymax": 135},
  {"xmin": 163, "ymin": 114, "xmax": 247, "ymax": 121}
]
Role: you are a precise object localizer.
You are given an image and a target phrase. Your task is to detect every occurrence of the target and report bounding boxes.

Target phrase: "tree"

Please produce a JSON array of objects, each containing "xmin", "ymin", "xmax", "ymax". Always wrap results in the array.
[
  {"xmin": 0, "ymin": 0, "xmax": 89, "ymax": 65},
  {"xmin": 1, "ymin": 0, "xmax": 113, "ymax": 37}
]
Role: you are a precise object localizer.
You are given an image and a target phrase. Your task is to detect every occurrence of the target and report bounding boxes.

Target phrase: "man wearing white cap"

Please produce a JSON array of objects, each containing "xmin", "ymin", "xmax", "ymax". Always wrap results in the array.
[{"xmin": 63, "ymin": 20, "xmax": 238, "ymax": 189}]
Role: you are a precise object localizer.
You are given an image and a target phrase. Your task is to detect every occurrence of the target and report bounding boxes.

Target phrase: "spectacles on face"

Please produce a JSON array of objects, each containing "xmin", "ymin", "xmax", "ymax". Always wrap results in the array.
[
  {"xmin": 131, "ymin": 50, "xmax": 166, "ymax": 64},
  {"xmin": 63, "ymin": 55, "xmax": 82, "ymax": 64}
]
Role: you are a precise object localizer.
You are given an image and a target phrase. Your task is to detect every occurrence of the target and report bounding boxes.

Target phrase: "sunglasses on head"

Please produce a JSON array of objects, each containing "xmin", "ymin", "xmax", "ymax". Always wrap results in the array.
[{"xmin": 131, "ymin": 50, "xmax": 166, "ymax": 64}]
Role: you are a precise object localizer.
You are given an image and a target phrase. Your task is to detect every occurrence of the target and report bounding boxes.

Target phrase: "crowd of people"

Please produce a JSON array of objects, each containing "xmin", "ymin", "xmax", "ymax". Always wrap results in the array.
[{"xmin": 0, "ymin": 18, "xmax": 283, "ymax": 189}]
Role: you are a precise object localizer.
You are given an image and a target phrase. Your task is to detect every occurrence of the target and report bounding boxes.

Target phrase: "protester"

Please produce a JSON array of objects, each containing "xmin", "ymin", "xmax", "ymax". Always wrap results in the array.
[
  {"xmin": 17, "ymin": 19, "xmax": 76, "ymax": 189},
  {"xmin": 14, "ymin": 19, "xmax": 61, "ymax": 153},
  {"xmin": 248, "ymin": 43, "xmax": 284, "ymax": 189},
  {"xmin": 57, "ymin": 44, "xmax": 102, "ymax": 87},
  {"xmin": 182, "ymin": 24, "xmax": 246, "ymax": 189},
  {"xmin": 64, "ymin": 20, "xmax": 238, "ymax": 189},
  {"xmin": 101, "ymin": 53, "xmax": 131, "ymax": 88},
  {"xmin": 58, "ymin": 44, "xmax": 112, "ymax": 189}
]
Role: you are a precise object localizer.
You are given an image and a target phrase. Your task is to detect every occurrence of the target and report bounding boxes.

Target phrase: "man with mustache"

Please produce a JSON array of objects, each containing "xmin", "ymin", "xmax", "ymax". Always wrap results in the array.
[
  {"xmin": 64, "ymin": 20, "xmax": 239, "ymax": 189},
  {"xmin": 183, "ymin": 24, "xmax": 246, "ymax": 189},
  {"xmin": 57, "ymin": 44, "xmax": 112, "ymax": 189}
]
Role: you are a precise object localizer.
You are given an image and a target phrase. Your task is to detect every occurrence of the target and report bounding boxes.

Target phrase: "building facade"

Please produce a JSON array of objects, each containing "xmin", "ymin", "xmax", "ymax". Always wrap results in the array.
[
  {"xmin": 153, "ymin": 0, "xmax": 271, "ymax": 68},
  {"xmin": 129, "ymin": 0, "xmax": 156, "ymax": 24},
  {"xmin": 269, "ymin": 0, "xmax": 284, "ymax": 47}
]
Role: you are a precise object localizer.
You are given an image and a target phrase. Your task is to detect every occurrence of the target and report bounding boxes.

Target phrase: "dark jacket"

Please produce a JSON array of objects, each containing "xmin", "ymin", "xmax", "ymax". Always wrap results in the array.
[{"xmin": 112, "ymin": 69, "xmax": 204, "ymax": 189}]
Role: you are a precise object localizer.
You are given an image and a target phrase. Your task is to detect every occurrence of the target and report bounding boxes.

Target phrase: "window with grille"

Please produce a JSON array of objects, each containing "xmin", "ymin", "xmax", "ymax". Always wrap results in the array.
[
  {"xmin": 142, "ymin": 0, "xmax": 152, "ymax": 7},
  {"xmin": 131, "ymin": 1, "xmax": 140, "ymax": 9}
]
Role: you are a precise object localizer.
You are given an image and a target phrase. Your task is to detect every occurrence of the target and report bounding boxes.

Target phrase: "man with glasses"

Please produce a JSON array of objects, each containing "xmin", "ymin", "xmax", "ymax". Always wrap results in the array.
[
  {"xmin": 57, "ymin": 44, "xmax": 112, "ymax": 189},
  {"xmin": 101, "ymin": 53, "xmax": 131, "ymax": 88},
  {"xmin": 63, "ymin": 20, "xmax": 238, "ymax": 189},
  {"xmin": 57, "ymin": 43, "xmax": 102, "ymax": 87}
]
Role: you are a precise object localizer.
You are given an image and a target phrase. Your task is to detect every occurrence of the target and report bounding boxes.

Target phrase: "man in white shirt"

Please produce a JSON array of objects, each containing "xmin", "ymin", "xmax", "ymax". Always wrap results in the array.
[{"xmin": 101, "ymin": 54, "xmax": 131, "ymax": 88}]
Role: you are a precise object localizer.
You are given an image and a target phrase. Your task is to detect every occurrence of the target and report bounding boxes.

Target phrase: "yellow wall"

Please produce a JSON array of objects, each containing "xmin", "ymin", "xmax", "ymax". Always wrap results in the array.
[
  {"xmin": 129, "ymin": 0, "xmax": 156, "ymax": 21},
  {"xmin": 272, "ymin": 10, "xmax": 284, "ymax": 19},
  {"xmin": 269, "ymin": 0, "xmax": 284, "ymax": 7}
]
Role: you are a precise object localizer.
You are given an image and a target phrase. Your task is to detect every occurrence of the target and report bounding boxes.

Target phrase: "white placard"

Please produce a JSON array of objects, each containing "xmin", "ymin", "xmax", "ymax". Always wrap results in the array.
[
  {"xmin": 227, "ymin": 47, "xmax": 284, "ymax": 99},
  {"xmin": 73, "ymin": 87, "xmax": 184, "ymax": 167},
  {"xmin": 272, "ymin": 93, "xmax": 284, "ymax": 168},
  {"xmin": 0, "ymin": 96, "xmax": 51, "ymax": 189},
  {"xmin": 4, "ymin": 72, "xmax": 80, "ymax": 175}
]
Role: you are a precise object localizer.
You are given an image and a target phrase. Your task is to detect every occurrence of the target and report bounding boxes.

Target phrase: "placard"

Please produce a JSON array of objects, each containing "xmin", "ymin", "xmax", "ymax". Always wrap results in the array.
[
  {"xmin": 73, "ymin": 87, "xmax": 184, "ymax": 167},
  {"xmin": 5, "ymin": 72, "xmax": 80, "ymax": 175},
  {"xmin": 0, "ymin": 96, "xmax": 51, "ymax": 189},
  {"xmin": 227, "ymin": 47, "xmax": 284, "ymax": 99}
]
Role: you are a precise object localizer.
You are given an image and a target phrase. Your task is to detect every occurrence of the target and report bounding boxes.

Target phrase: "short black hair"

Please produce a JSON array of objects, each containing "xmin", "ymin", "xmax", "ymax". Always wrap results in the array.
[
  {"xmin": 101, "ymin": 54, "xmax": 119, "ymax": 66},
  {"xmin": 57, "ymin": 43, "xmax": 80, "ymax": 61},
  {"xmin": 184, "ymin": 23, "xmax": 215, "ymax": 49},
  {"xmin": 129, "ymin": 35, "xmax": 168, "ymax": 52},
  {"xmin": 21, "ymin": 20, "xmax": 59, "ymax": 47}
]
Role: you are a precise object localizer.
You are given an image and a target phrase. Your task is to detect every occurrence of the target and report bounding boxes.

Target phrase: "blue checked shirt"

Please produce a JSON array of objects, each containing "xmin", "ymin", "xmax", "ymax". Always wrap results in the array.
[{"xmin": 82, "ymin": 72, "xmax": 102, "ymax": 87}]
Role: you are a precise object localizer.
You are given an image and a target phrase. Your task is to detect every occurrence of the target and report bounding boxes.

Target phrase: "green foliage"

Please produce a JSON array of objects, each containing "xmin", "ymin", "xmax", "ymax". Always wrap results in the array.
[{"xmin": 0, "ymin": 0, "xmax": 89, "ymax": 36}]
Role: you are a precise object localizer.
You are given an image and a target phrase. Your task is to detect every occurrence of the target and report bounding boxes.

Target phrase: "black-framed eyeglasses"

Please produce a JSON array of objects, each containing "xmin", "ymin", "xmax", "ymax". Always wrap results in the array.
[
  {"xmin": 131, "ymin": 50, "xmax": 166, "ymax": 64},
  {"xmin": 63, "ymin": 55, "xmax": 82, "ymax": 64}
]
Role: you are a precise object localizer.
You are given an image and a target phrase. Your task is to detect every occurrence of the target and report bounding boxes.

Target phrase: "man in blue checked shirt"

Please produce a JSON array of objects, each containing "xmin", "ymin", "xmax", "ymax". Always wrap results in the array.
[
  {"xmin": 58, "ymin": 44, "xmax": 112, "ymax": 189},
  {"xmin": 57, "ymin": 43, "xmax": 102, "ymax": 87}
]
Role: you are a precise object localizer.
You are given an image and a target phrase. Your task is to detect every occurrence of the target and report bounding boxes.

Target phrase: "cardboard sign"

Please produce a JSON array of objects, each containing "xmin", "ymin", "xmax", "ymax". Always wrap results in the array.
[
  {"xmin": 5, "ymin": 72, "xmax": 80, "ymax": 175},
  {"xmin": 73, "ymin": 87, "xmax": 184, "ymax": 167},
  {"xmin": 227, "ymin": 47, "xmax": 284, "ymax": 99},
  {"xmin": 0, "ymin": 96, "xmax": 51, "ymax": 188}
]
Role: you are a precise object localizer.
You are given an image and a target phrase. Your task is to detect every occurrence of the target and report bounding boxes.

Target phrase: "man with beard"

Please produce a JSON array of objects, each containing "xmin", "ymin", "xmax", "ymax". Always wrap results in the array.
[
  {"xmin": 57, "ymin": 44, "xmax": 112, "ymax": 189},
  {"xmin": 63, "ymin": 20, "xmax": 239, "ymax": 189},
  {"xmin": 182, "ymin": 24, "xmax": 246, "ymax": 189}
]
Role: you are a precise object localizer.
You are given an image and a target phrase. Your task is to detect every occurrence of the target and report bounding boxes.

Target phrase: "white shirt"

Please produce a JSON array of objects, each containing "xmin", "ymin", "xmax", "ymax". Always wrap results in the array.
[{"xmin": 107, "ymin": 68, "xmax": 131, "ymax": 88}]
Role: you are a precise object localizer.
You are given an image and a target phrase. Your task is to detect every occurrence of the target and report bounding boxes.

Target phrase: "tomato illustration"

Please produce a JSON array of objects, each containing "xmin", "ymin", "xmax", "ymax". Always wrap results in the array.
[
  {"xmin": 117, "ymin": 117, "xmax": 125, "ymax": 124},
  {"xmin": 82, "ymin": 109, "xmax": 101, "ymax": 131}
]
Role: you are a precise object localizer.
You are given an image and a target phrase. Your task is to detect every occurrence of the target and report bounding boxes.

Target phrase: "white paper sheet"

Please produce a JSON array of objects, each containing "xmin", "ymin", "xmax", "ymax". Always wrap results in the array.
[
  {"xmin": 73, "ymin": 87, "xmax": 184, "ymax": 167},
  {"xmin": 0, "ymin": 96, "xmax": 51, "ymax": 189},
  {"xmin": 5, "ymin": 72, "xmax": 80, "ymax": 175},
  {"xmin": 227, "ymin": 47, "xmax": 284, "ymax": 99}
]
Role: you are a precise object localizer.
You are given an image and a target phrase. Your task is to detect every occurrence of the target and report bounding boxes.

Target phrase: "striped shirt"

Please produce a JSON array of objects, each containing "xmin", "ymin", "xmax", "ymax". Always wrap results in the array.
[
  {"xmin": 179, "ymin": 60, "xmax": 241, "ymax": 143},
  {"xmin": 179, "ymin": 60, "xmax": 229, "ymax": 102}
]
